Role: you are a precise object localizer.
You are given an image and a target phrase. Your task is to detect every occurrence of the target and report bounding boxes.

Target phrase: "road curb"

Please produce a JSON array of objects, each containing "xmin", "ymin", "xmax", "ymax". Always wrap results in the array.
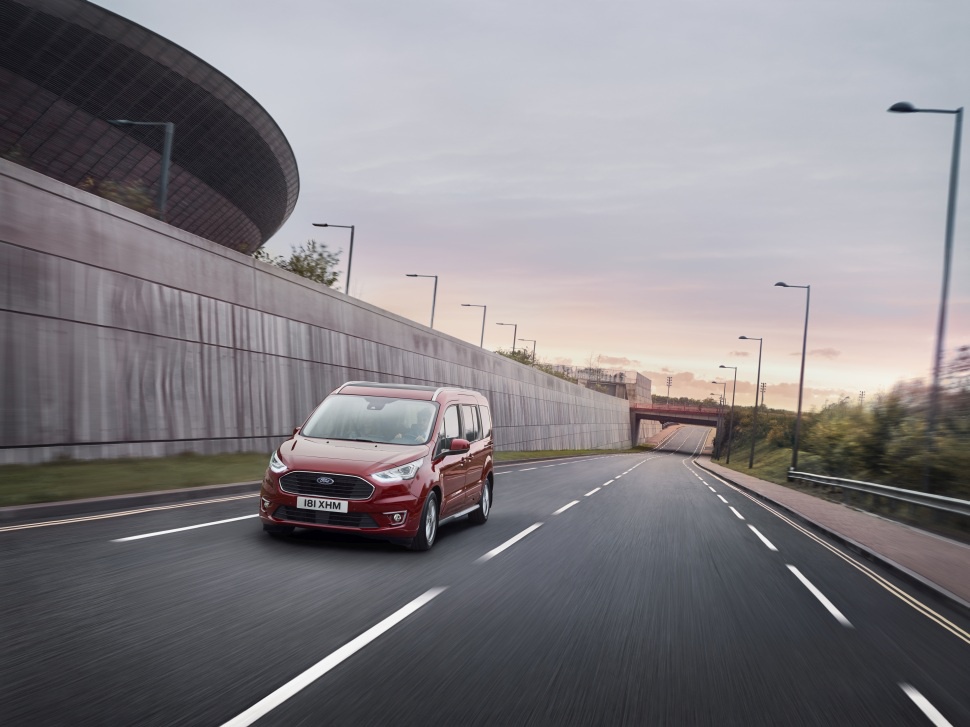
[
  {"xmin": 694, "ymin": 458, "xmax": 970, "ymax": 621},
  {"xmin": 0, "ymin": 481, "xmax": 261, "ymax": 524}
]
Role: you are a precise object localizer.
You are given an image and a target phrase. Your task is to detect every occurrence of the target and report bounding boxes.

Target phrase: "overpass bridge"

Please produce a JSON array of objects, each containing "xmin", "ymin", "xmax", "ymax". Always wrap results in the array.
[{"xmin": 630, "ymin": 404, "xmax": 720, "ymax": 437}]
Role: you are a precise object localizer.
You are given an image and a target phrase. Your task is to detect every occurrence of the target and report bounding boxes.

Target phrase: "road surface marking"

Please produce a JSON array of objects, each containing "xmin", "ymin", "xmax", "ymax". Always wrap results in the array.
[
  {"xmin": 584, "ymin": 487, "xmax": 601, "ymax": 497},
  {"xmin": 0, "ymin": 493, "xmax": 258, "ymax": 533},
  {"xmin": 614, "ymin": 474, "xmax": 623, "ymax": 479},
  {"xmin": 717, "ymin": 495, "xmax": 728, "ymax": 504},
  {"xmin": 541, "ymin": 464, "xmax": 557, "ymax": 468},
  {"xmin": 787, "ymin": 565, "xmax": 852, "ymax": 627},
  {"xmin": 729, "ymin": 507, "xmax": 745, "ymax": 520},
  {"xmin": 552, "ymin": 501, "xmax": 580, "ymax": 516},
  {"xmin": 519, "ymin": 467, "xmax": 537, "ymax": 472},
  {"xmin": 220, "ymin": 588, "xmax": 447, "ymax": 727},
  {"xmin": 477, "ymin": 523, "xmax": 543, "ymax": 563},
  {"xmin": 707, "ymin": 486, "xmax": 716, "ymax": 493},
  {"xmin": 748, "ymin": 525, "xmax": 778, "ymax": 551},
  {"xmin": 112, "ymin": 514, "xmax": 258, "ymax": 542},
  {"xmin": 899, "ymin": 684, "xmax": 954, "ymax": 727},
  {"xmin": 601, "ymin": 479, "xmax": 615, "ymax": 487}
]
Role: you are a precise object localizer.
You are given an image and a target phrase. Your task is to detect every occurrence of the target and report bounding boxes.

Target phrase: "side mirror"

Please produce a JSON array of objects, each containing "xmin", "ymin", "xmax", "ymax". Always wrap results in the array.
[{"xmin": 449, "ymin": 438, "xmax": 470, "ymax": 453}]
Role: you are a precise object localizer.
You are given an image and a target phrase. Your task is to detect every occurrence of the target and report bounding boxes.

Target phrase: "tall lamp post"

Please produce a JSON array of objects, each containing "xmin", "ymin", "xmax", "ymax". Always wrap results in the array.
[
  {"xmin": 775, "ymin": 282, "xmax": 810, "ymax": 471},
  {"xmin": 107, "ymin": 119, "xmax": 175, "ymax": 222},
  {"xmin": 312, "ymin": 223, "xmax": 355, "ymax": 296},
  {"xmin": 889, "ymin": 100, "xmax": 963, "ymax": 489},
  {"xmin": 461, "ymin": 304, "xmax": 487, "ymax": 347},
  {"xmin": 518, "ymin": 338, "xmax": 537, "ymax": 363},
  {"xmin": 739, "ymin": 336, "xmax": 764, "ymax": 468},
  {"xmin": 406, "ymin": 274, "xmax": 438, "ymax": 328},
  {"xmin": 719, "ymin": 365, "xmax": 738, "ymax": 464},
  {"xmin": 666, "ymin": 375, "xmax": 672, "ymax": 407},
  {"xmin": 712, "ymin": 380, "xmax": 727, "ymax": 459},
  {"xmin": 496, "ymin": 322, "xmax": 518, "ymax": 352}
]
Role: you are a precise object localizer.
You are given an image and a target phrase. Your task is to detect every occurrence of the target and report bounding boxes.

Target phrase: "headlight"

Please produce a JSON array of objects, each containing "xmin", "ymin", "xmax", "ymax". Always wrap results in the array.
[
  {"xmin": 372, "ymin": 458, "xmax": 424, "ymax": 483},
  {"xmin": 269, "ymin": 450, "xmax": 287, "ymax": 474}
]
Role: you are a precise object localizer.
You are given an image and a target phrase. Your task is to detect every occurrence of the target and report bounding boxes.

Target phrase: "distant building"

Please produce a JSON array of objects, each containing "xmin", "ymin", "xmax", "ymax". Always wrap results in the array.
[
  {"xmin": 551, "ymin": 365, "xmax": 652, "ymax": 406},
  {"xmin": 0, "ymin": 0, "xmax": 299, "ymax": 253}
]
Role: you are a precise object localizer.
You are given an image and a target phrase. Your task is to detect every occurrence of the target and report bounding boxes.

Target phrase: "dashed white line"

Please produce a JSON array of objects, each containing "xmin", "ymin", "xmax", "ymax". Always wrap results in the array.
[
  {"xmin": 519, "ymin": 467, "xmax": 537, "ymax": 472},
  {"xmin": 552, "ymin": 501, "xmax": 580, "ymax": 516},
  {"xmin": 541, "ymin": 464, "xmax": 557, "ymax": 468},
  {"xmin": 707, "ymin": 486, "xmax": 716, "ymax": 493},
  {"xmin": 601, "ymin": 479, "xmax": 615, "ymax": 487},
  {"xmin": 112, "ymin": 514, "xmax": 259, "ymax": 542},
  {"xmin": 717, "ymin": 495, "xmax": 728, "ymax": 504},
  {"xmin": 476, "ymin": 523, "xmax": 543, "ymax": 563},
  {"xmin": 729, "ymin": 507, "xmax": 745, "ymax": 520},
  {"xmin": 748, "ymin": 525, "xmax": 778, "ymax": 551},
  {"xmin": 220, "ymin": 587, "xmax": 447, "ymax": 727},
  {"xmin": 584, "ymin": 487, "xmax": 601, "ymax": 497},
  {"xmin": 899, "ymin": 683, "xmax": 954, "ymax": 727},
  {"xmin": 787, "ymin": 565, "xmax": 853, "ymax": 627}
]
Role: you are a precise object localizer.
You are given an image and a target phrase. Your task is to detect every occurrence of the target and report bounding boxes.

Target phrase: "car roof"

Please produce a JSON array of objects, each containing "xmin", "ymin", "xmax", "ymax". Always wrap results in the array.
[{"xmin": 334, "ymin": 381, "xmax": 487, "ymax": 404}]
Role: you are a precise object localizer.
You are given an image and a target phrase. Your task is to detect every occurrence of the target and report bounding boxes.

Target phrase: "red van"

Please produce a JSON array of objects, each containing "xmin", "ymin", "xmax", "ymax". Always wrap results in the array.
[{"xmin": 259, "ymin": 382, "xmax": 494, "ymax": 550}]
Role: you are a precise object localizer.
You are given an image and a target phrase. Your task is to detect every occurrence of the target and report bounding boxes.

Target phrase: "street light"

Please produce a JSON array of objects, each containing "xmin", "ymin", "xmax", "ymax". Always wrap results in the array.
[
  {"xmin": 496, "ymin": 322, "xmax": 517, "ymax": 352},
  {"xmin": 739, "ymin": 336, "xmax": 764, "ymax": 469},
  {"xmin": 666, "ymin": 375, "xmax": 672, "ymax": 407},
  {"xmin": 406, "ymin": 274, "xmax": 438, "ymax": 328},
  {"xmin": 712, "ymin": 380, "xmax": 727, "ymax": 459},
  {"xmin": 518, "ymin": 338, "xmax": 537, "ymax": 363},
  {"xmin": 889, "ymin": 100, "xmax": 964, "ymax": 489},
  {"xmin": 107, "ymin": 119, "xmax": 175, "ymax": 222},
  {"xmin": 461, "ymin": 304, "xmax": 487, "ymax": 347},
  {"xmin": 719, "ymin": 365, "xmax": 738, "ymax": 464},
  {"xmin": 312, "ymin": 223, "xmax": 355, "ymax": 296},
  {"xmin": 775, "ymin": 282, "xmax": 810, "ymax": 471}
]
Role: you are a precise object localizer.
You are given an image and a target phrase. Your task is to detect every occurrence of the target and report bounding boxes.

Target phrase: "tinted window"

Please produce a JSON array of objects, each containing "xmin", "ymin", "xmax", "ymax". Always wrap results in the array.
[
  {"xmin": 460, "ymin": 404, "xmax": 480, "ymax": 441},
  {"xmin": 479, "ymin": 406, "xmax": 492, "ymax": 437}
]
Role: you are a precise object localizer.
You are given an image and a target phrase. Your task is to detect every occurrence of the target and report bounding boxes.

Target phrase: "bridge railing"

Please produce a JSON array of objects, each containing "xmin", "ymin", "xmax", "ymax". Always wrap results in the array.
[
  {"xmin": 788, "ymin": 470, "xmax": 970, "ymax": 519},
  {"xmin": 630, "ymin": 405, "xmax": 720, "ymax": 415}
]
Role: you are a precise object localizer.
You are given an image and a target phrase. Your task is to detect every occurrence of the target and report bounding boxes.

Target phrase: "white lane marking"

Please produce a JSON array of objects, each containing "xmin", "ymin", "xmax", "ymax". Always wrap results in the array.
[
  {"xmin": 584, "ymin": 487, "xmax": 601, "ymax": 497},
  {"xmin": 0, "ymin": 493, "xmax": 258, "ymax": 533},
  {"xmin": 748, "ymin": 526, "xmax": 778, "ymax": 551},
  {"xmin": 519, "ymin": 467, "xmax": 537, "ymax": 472},
  {"xmin": 601, "ymin": 479, "xmax": 615, "ymax": 487},
  {"xmin": 541, "ymin": 464, "xmax": 557, "ymax": 468},
  {"xmin": 112, "ymin": 514, "xmax": 259, "ymax": 542},
  {"xmin": 552, "ymin": 501, "xmax": 580, "ymax": 516},
  {"xmin": 707, "ymin": 486, "xmax": 716, "ymax": 493},
  {"xmin": 729, "ymin": 507, "xmax": 745, "ymax": 520},
  {"xmin": 899, "ymin": 683, "xmax": 954, "ymax": 727},
  {"xmin": 787, "ymin": 565, "xmax": 853, "ymax": 628},
  {"xmin": 477, "ymin": 523, "xmax": 543, "ymax": 563},
  {"xmin": 717, "ymin": 495, "xmax": 728, "ymax": 504},
  {"xmin": 220, "ymin": 587, "xmax": 446, "ymax": 727},
  {"xmin": 614, "ymin": 474, "xmax": 623, "ymax": 479}
]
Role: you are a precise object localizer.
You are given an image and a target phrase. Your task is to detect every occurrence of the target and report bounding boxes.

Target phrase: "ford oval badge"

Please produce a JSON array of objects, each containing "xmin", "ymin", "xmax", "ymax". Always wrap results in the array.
[{"xmin": 316, "ymin": 477, "xmax": 334, "ymax": 485}]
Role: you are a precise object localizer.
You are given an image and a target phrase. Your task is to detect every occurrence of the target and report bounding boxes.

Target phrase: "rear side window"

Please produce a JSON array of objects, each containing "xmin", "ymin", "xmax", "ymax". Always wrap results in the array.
[
  {"xmin": 479, "ymin": 406, "xmax": 492, "ymax": 438},
  {"xmin": 460, "ymin": 404, "xmax": 481, "ymax": 441}
]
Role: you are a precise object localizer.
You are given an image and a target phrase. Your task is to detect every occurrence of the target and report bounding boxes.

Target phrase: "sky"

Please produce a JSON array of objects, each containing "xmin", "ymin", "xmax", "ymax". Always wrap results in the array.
[{"xmin": 93, "ymin": 0, "xmax": 970, "ymax": 411}]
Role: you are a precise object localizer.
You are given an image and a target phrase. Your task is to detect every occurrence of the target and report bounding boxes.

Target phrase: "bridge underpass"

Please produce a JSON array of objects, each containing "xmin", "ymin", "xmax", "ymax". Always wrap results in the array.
[{"xmin": 630, "ymin": 405, "xmax": 719, "ymax": 442}]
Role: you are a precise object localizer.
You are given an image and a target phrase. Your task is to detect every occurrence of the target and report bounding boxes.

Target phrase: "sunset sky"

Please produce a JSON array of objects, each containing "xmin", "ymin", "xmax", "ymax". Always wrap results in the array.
[{"xmin": 95, "ymin": 0, "xmax": 970, "ymax": 411}]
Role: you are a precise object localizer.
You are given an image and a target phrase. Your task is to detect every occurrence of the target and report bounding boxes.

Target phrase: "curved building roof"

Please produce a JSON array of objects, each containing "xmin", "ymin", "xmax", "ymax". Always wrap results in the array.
[{"xmin": 0, "ymin": 0, "xmax": 299, "ymax": 253}]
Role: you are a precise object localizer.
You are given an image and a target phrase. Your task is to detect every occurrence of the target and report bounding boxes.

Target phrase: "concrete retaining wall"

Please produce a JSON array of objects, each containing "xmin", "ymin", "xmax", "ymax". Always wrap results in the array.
[{"xmin": 1, "ymin": 160, "xmax": 637, "ymax": 464}]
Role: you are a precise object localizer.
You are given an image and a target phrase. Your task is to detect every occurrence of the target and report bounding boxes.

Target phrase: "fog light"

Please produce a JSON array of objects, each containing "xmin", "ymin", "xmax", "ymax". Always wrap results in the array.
[
  {"xmin": 384, "ymin": 511, "xmax": 406, "ymax": 525},
  {"xmin": 261, "ymin": 498, "xmax": 271, "ymax": 510}
]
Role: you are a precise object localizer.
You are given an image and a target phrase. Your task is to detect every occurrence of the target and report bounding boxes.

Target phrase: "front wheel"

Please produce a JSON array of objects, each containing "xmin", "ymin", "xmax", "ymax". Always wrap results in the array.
[
  {"xmin": 468, "ymin": 480, "xmax": 490, "ymax": 525},
  {"xmin": 409, "ymin": 492, "xmax": 439, "ymax": 551}
]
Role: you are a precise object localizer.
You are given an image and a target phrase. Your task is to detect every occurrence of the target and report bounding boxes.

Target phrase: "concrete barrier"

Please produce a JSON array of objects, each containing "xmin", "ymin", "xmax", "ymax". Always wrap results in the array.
[{"xmin": 1, "ymin": 160, "xmax": 636, "ymax": 464}]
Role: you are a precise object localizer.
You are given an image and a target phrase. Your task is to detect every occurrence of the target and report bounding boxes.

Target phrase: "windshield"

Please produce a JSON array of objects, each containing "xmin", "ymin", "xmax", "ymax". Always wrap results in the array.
[{"xmin": 302, "ymin": 395, "xmax": 438, "ymax": 445}]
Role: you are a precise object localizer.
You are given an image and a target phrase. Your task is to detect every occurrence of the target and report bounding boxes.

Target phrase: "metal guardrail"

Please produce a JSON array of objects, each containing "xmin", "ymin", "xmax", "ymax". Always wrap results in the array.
[{"xmin": 788, "ymin": 471, "xmax": 970, "ymax": 519}]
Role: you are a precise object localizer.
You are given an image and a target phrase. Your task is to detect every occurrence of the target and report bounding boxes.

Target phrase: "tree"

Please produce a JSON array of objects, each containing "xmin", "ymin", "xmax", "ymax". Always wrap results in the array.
[{"xmin": 254, "ymin": 239, "xmax": 341, "ymax": 287}]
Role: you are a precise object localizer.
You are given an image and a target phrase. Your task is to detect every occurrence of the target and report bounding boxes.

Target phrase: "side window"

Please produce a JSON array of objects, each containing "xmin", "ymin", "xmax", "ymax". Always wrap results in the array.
[
  {"xmin": 438, "ymin": 405, "xmax": 461, "ymax": 452},
  {"xmin": 460, "ymin": 404, "xmax": 480, "ymax": 442},
  {"xmin": 479, "ymin": 406, "xmax": 492, "ymax": 438}
]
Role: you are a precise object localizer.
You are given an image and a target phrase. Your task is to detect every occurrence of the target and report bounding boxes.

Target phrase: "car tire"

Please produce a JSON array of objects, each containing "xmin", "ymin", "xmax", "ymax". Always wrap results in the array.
[
  {"xmin": 409, "ymin": 492, "xmax": 439, "ymax": 551},
  {"xmin": 263, "ymin": 523, "xmax": 294, "ymax": 537},
  {"xmin": 468, "ymin": 479, "xmax": 490, "ymax": 525}
]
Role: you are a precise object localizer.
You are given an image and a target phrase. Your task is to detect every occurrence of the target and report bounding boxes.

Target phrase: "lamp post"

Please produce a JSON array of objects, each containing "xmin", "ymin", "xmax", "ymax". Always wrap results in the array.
[
  {"xmin": 312, "ymin": 223, "xmax": 355, "ymax": 295},
  {"xmin": 496, "ymin": 322, "xmax": 518, "ymax": 352},
  {"xmin": 406, "ymin": 274, "xmax": 438, "ymax": 328},
  {"xmin": 739, "ymin": 336, "xmax": 764, "ymax": 468},
  {"xmin": 712, "ymin": 380, "xmax": 727, "ymax": 459},
  {"xmin": 107, "ymin": 119, "xmax": 175, "ymax": 222},
  {"xmin": 518, "ymin": 338, "xmax": 537, "ymax": 363},
  {"xmin": 666, "ymin": 375, "xmax": 672, "ymax": 407},
  {"xmin": 888, "ymin": 101, "xmax": 963, "ymax": 489},
  {"xmin": 775, "ymin": 282, "xmax": 810, "ymax": 471},
  {"xmin": 719, "ymin": 365, "xmax": 738, "ymax": 464},
  {"xmin": 461, "ymin": 304, "xmax": 487, "ymax": 347}
]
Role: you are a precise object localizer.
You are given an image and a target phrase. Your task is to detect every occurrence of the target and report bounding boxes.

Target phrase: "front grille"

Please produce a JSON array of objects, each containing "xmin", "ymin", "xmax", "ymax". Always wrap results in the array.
[
  {"xmin": 274, "ymin": 506, "xmax": 379, "ymax": 529},
  {"xmin": 279, "ymin": 472, "xmax": 375, "ymax": 500}
]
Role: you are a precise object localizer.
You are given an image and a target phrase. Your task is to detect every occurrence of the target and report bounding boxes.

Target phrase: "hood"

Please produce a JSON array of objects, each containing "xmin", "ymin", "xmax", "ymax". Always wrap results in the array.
[{"xmin": 280, "ymin": 436, "xmax": 429, "ymax": 474}]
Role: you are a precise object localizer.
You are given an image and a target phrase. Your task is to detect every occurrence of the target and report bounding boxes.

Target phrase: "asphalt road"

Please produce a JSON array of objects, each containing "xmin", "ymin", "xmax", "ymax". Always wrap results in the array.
[{"xmin": 2, "ymin": 426, "xmax": 968, "ymax": 726}]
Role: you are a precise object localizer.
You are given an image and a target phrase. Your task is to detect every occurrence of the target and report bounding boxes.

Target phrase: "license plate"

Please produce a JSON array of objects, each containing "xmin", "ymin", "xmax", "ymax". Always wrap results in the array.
[{"xmin": 297, "ymin": 496, "xmax": 348, "ymax": 513}]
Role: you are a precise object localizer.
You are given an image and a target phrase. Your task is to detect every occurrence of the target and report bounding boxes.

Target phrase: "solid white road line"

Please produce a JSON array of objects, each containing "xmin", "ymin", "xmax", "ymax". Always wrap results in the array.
[
  {"xmin": 729, "ymin": 506, "xmax": 745, "ymax": 520},
  {"xmin": 899, "ymin": 683, "xmax": 954, "ymax": 727},
  {"xmin": 584, "ymin": 487, "xmax": 601, "ymax": 497},
  {"xmin": 601, "ymin": 479, "xmax": 615, "ymax": 487},
  {"xmin": 748, "ymin": 525, "xmax": 778, "ymax": 551},
  {"xmin": 220, "ymin": 588, "xmax": 447, "ymax": 727},
  {"xmin": 112, "ymin": 514, "xmax": 259, "ymax": 542},
  {"xmin": 787, "ymin": 565, "xmax": 853, "ymax": 628},
  {"xmin": 717, "ymin": 494, "xmax": 728, "ymax": 504},
  {"xmin": 476, "ymin": 523, "xmax": 544, "ymax": 563},
  {"xmin": 552, "ymin": 501, "xmax": 580, "ymax": 516}
]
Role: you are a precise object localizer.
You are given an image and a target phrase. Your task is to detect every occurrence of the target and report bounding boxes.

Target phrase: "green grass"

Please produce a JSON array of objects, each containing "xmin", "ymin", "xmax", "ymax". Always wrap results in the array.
[{"xmin": 0, "ymin": 446, "xmax": 652, "ymax": 507}]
